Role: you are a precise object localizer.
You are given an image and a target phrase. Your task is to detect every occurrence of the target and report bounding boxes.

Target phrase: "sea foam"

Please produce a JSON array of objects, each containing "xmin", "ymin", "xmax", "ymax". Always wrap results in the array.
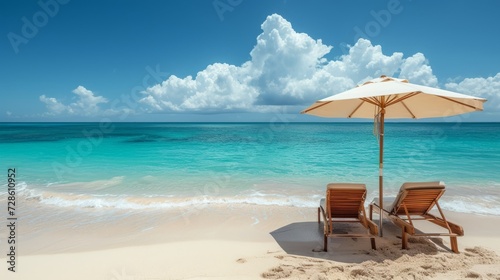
[{"xmin": 9, "ymin": 185, "xmax": 499, "ymax": 215}]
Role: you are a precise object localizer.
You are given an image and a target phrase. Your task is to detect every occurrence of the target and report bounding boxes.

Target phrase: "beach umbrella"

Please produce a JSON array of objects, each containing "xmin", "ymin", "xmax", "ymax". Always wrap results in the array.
[{"xmin": 301, "ymin": 75, "xmax": 486, "ymax": 236}]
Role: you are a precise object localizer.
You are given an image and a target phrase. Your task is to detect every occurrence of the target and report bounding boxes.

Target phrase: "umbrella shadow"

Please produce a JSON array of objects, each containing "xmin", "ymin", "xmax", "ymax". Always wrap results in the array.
[{"xmin": 269, "ymin": 219, "xmax": 450, "ymax": 264}]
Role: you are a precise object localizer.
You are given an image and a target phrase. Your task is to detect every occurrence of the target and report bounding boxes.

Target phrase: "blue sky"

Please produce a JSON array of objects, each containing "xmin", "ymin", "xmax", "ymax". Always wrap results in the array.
[{"xmin": 1, "ymin": 0, "xmax": 499, "ymax": 122}]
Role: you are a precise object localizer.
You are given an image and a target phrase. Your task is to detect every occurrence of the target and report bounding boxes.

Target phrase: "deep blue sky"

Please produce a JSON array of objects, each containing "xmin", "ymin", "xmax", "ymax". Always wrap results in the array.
[{"xmin": 1, "ymin": 0, "xmax": 499, "ymax": 122}]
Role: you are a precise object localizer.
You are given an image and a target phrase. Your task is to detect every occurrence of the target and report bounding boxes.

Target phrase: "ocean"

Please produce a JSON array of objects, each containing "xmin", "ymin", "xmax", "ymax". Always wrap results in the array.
[{"xmin": 1, "ymin": 122, "xmax": 500, "ymax": 231}]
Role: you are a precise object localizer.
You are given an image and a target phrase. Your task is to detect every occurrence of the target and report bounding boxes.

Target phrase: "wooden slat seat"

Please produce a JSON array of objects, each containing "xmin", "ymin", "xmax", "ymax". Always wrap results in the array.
[{"xmin": 318, "ymin": 183, "xmax": 378, "ymax": 251}]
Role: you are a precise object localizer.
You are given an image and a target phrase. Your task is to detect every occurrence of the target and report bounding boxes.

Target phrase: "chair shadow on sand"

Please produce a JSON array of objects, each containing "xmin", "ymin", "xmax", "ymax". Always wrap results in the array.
[{"xmin": 269, "ymin": 218, "xmax": 454, "ymax": 264}]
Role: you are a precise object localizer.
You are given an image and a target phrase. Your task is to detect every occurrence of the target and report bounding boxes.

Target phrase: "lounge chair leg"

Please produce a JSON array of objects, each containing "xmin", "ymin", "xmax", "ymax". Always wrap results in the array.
[
  {"xmin": 317, "ymin": 207, "xmax": 320, "ymax": 223},
  {"xmin": 450, "ymin": 237, "xmax": 459, "ymax": 253},
  {"xmin": 369, "ymin": 204, "xmax": 373, "ymax": 220},
  {"xmin": 370, "ymin": 238, "xmax": 376, "ymax": 250},
  {"xmin": 401, "ymin": 228, "xmax": 408, "ymax": 249},
  {"xmin": 324, "ymin": 234, "xmax": 328, "ymax": 252}
]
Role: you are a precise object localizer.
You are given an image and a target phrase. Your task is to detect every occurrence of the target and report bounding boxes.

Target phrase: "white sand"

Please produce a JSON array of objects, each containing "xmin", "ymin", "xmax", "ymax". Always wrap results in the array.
[{"xmin": 1, "ymin": 205, "xmax": 499, "ymax": 280}]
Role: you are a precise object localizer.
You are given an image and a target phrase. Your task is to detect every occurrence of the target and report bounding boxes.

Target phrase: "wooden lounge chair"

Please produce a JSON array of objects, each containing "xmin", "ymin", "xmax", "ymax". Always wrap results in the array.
[
  {"xmin": 317, "ymin": 183, "xmax": 378, "ymax": 251},
  {"xmin": 369, "ymin": 181, "xmax": 464, "ymax": 253}
]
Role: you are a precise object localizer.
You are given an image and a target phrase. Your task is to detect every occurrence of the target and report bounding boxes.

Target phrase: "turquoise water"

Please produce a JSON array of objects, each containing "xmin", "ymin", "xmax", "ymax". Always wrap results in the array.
[{"xmin": 1, "ymin": 122, "xmax": 500, "ymax": 215}]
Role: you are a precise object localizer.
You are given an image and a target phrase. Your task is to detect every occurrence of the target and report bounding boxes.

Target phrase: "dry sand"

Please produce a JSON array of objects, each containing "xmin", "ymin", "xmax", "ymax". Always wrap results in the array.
[{"xmin": 1, "ymin": 205, "xmax": 499, "ymax": 280}]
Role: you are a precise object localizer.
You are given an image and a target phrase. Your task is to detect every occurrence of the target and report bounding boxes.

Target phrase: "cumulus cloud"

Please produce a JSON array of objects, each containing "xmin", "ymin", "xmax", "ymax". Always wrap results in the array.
[
  {"xmin": 324, "ymin": 39, "xmax": 403, "ymax": 83},
  {"xmin": 71, "ymin": 86, "xmax": 108, "ymax": 114},
  {"xmin": 37, "ymin": 13, "xmax": 495, "ymax": 118},
  {"xmin": 250, "ymin": 14, "xmax": 333, "ymax": 105},
  {"xmin": 445, "ymin": 73, "xmax": 500, "ymax": 109},
  {"xmin": 39, "ymin": 95, "xmax": 68, "ymax": 115},
  {"xmin": 40, "ymin": 86, "xmax": 108, "ymax": 116},
  {"xmin": 140, "ymin": 14, "xmax": 335, "ymax": 112},
  {"xmin": 140, "ymin": 14, "xmax": 441, "ymax": 113},
  {"xmin": 399, "ymin": 53, "xmax": 438, "ymax": 86},
  {"xmin": 141, "ymin": 63, "xmax": 261, "ymax": 112}
]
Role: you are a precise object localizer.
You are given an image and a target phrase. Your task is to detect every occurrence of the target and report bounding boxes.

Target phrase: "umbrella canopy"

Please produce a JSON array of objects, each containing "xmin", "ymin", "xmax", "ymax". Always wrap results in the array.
[
  {"xmin": 303, "ymin": 76, "xmax": 485, "ymax": 119},
  {"xmin": 301, "ymin": 75, "xmax": 486, "ymax": 236}
]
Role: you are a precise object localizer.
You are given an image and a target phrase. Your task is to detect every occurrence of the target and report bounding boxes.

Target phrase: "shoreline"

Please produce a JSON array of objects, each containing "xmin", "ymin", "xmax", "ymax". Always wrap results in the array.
[{"xmin": 1, "ymin": 205, "xmax": 500, "ymax": 279}]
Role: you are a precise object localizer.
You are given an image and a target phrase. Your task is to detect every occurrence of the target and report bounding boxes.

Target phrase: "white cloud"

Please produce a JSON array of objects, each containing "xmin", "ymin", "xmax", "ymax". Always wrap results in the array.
[
  {"xmin": 37, "ymin": 13, "xmax": 495, "ymax": 119},
  {"xmin": 445, "ymin": 73, "xmax": 500, "ymax": 110},
  {"xmin": 40, "ymin": 86, "xmax": 108, "ymax": 116},
  {"xmin": 39, "ymin": 95, "xmax": 68, "ymax": 115},
  {"xmin": 140, "ymin": 13, "xmax": 334, "ymax": 111},
  {"xmin": 71, "ymin": 86, "xmax": 108, "ymax": 114},
  {"xmin": 324, "ymin": 39, "xmax": 403, "ymax": 84},
  {"xmin": 250, "ymin": 14, "xmax": 333, "ymax": 105},
  {"xmin": 142, "ymin": 63, "xmax": 261, "ymax": 112},
  {"xmin": 399, "ymin": 53, "xmax": 438, "ymax": 86},
  {"xmin": 140, "ymin": 14, "xmax": 442, "ymax": 113}
]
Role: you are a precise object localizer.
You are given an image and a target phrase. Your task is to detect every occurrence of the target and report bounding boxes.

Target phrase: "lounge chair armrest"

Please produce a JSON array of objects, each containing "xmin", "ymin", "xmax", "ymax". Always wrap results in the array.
[
  {"xmin": 424, "ymin": 214, "xmax": 464, "ymax": 236},
  {"xmin": 365, "ymin": 218, "xmax": 378, "ymax": 236},
  {"xmin": 388, "ymin": 215, "xmax": 416, "ymax": 235}
]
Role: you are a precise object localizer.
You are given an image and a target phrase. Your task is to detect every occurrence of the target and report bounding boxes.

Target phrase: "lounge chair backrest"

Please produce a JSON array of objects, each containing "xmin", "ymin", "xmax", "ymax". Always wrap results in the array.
[
  {"xmin": 326, "ymin": 183, "xmax": 367, "ymax": 219},
  {"xmin": 389, "ymin": 181, "xmax": 446, "ymax": 216}
]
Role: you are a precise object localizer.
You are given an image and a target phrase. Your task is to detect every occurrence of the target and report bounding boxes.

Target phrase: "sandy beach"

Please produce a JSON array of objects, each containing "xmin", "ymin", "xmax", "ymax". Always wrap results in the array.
[{"xmin": 1, "ymin": 204, "xmax": 499, "ymax": 280}]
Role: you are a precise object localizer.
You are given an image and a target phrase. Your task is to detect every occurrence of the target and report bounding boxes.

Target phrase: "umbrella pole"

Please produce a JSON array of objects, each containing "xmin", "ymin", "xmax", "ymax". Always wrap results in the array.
[{"xmin": 378, "ymin": 109, "xmax": 385, "ymax": 237}]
